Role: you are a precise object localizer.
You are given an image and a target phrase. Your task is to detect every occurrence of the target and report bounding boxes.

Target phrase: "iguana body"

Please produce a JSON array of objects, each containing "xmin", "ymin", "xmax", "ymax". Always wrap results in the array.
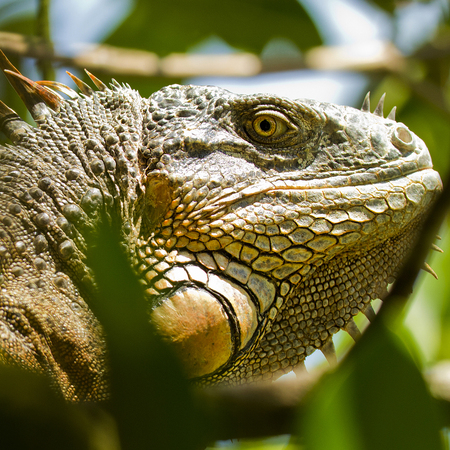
[{"xmin": 0, "ymin": 52, "xmax": 442, "ymax": 400}]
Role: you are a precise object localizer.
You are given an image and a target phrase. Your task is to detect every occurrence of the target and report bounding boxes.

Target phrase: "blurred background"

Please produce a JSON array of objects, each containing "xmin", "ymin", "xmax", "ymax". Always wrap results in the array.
[{"xmin": 1, "ymin": 0, "xmax": 450, "ymax": 449}]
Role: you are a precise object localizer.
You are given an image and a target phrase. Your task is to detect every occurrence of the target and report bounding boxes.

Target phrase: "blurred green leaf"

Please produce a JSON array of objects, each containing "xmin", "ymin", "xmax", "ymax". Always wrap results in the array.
[
  {"xmin": 430, "ymin": 226, "xmax": 450, "ymax": 361},
  {"xmin": 0, "ymin": 15, "xmax": 37, "ymax": 36},
  {"xmin": 86, "ymin": 219, "xmax": 208, "ymax": 450},
  {"xmin": 0, "ymin": 365, "xmax": 118, "ymax": 450},
  {"xmin": 369, "ymin": 75, "xmax": 411, "ymax": 117},
  {"xmin": 368, "ymin": 0, "xmax": 396, "ymax": 13},
  {"xmin": 300, "ymin": 316, "xmax": 443, "ymax": 450},
  {"xmin": 106, "ymin": 0, "xmax": 321, "ymax": 55}
]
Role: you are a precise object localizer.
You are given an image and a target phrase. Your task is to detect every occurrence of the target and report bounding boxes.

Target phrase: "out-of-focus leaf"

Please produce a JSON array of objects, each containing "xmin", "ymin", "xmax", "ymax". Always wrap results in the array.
[
  {"xmin": 428, "ymin": 227, "xmax": 450, "ymax": 361},
  {"xmin": 299, "ymin": 316, "xmax": 443, "ymax": 450},
  {"xmin": 0, "ymin": 15, "xmax": 36, "ymax": 36},
  {"xmin": 86, "ymin": 219, "xmax": 208, "ymax": 450},
  {"xmin": 106, "ymin": 0, "xmax": 321, "ymax": 55},
  {"xmin": 0, "ymin": 17, "xmax": 47, "ymax": 135},
  {"xmin": 367, "ymin": 0, "xmax": 396, "ymax": 13},
  {"xmin": 0, "ymin": 365, "xmax": 118, "ymax": 450},
  {"xmin": 369, "ymin": 75, "xmax": 411, "ymax": 117}
]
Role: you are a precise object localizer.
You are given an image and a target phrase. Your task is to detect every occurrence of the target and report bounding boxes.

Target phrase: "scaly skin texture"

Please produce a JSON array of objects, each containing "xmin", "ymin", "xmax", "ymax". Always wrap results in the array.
[{"xmin": 0, "ymin": 67, "xmax": 442, "ymax": 400}]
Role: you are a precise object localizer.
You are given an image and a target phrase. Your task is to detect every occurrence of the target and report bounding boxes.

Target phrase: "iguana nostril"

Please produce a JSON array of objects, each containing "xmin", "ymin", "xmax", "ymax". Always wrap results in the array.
[{"xmin": 392, "ymin": 124, "xmax": 415, "ymax": 151}]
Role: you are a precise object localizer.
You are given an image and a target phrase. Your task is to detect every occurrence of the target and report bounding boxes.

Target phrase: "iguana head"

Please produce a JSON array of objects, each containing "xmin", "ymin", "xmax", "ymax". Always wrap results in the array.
[
  {"xmin": 0, "ymin": 53, "xmax": 442, "ymax": 397},
  {"xmin": 136, "ymin": 84, "xmax": 441, "ymax": 381}
]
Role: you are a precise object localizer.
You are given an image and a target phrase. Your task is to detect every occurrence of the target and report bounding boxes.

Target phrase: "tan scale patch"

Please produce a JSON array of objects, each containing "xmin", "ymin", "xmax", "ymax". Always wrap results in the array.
[
  {"xmin": 207, "ymin": 274, "xmax": 257, "ymax": 349},
  {"xmin": 151, "ymin": 287, "xmax": 233, "ymax": 378}
]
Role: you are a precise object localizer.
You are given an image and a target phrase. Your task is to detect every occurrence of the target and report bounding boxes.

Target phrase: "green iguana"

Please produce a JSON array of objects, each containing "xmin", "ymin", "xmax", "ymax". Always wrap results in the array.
[{"xmin": 0, "ymin": 51, "xmax": 442, "ymax": 401}]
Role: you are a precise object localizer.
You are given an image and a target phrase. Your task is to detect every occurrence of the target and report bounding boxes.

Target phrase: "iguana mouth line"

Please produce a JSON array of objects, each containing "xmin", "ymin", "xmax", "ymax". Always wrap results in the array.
[{"xmin": 202, "ymin": 168, "xmax": 440, "ymax": 212}]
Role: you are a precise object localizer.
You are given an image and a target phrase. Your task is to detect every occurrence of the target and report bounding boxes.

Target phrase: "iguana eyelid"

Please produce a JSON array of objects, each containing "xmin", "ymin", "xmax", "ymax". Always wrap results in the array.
[
  {"xmin": 253, "ymin": 110, "xmax": 297, "ymax": 131},
  {"xmin": 244, "ymin": 109, "xmax": 298, "ymax": 143}
]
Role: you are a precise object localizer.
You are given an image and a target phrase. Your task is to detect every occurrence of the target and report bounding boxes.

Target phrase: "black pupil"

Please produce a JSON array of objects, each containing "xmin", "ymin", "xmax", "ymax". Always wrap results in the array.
[{"xmin": 259, "ymin": 119, "xmax": 272, "ymax": 132}]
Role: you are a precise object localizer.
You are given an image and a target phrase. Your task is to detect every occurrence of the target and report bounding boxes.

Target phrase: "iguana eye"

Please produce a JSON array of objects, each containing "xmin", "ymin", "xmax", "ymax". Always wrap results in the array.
[
  {"xmin": 246, "ymin": 111, "xmax": 291, "ymax": 143},
  {"xmin": 253, "ymin": 116, "xmax": 278, "ymax": 137}
]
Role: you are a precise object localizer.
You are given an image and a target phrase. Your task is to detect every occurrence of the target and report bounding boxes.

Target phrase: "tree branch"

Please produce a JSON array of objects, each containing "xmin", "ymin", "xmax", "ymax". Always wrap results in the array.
[
  {"xmin": 0, "ymin": 31, "xmax": 262, "ymax": 78},
  {"xmin": 196, "ymin": 358, "xmax": 450, "ymax": 442},
  {"xmin": 0, "ymin": 31, "xmax": 408, "ymax": 79},
  {"xmin": 198, "ymin": 370, "xmax": 322, "ymax": 442}
]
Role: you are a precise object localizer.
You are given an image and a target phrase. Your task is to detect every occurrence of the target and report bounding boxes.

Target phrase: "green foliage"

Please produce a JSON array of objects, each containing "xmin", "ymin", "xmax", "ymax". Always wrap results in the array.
[
  {"xmin": 106, "ymin": 0, "xmax": 321, "ymax": 55},
  {"xmin": 300, "ymin": 315, "xmax": 443, "ymax": 450},
  {"xmin": 86, "ymin": 220, "xmax": 208, "ymax": 450},
  {"xmin": 413, "ymin": 228, "xmax": 450, "ymax": 363},
  {"xmin": 0, "ymin": 365, "xmax": 111, "ymax": 450},
  {"xmin": 368, "ymin": 0, "xmax": 397, "ymax": 13},
  {"xmin": 436, "ymin": 235, "xmax": 450, "ymax": 361}
]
